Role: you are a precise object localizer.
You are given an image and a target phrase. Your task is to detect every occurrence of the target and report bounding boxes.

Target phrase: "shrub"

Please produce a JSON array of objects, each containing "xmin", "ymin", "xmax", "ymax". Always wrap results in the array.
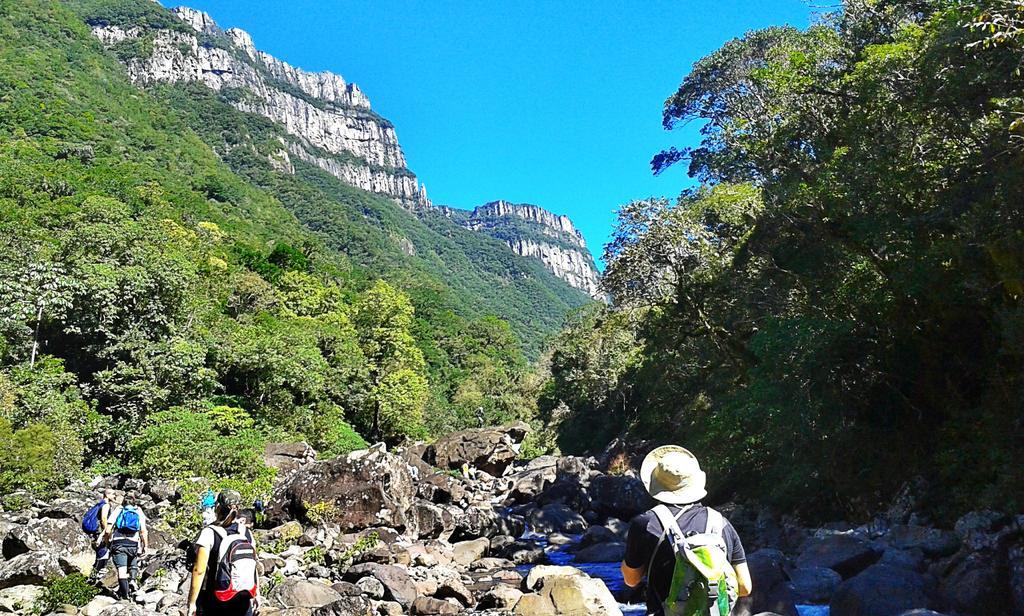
[
  {"xmin": 35, "ymin": 574, "xmax": 99, "ymax": 612},
  {"xmin": 304, "ymin": 501, "xmax": 338, "ymax": 525}
]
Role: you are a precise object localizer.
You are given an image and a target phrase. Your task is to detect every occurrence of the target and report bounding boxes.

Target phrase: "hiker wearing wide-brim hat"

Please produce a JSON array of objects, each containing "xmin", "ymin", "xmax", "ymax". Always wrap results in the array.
[{"xmin": 621, "ymin": 446, "xmax": 753, "ymax": 615}]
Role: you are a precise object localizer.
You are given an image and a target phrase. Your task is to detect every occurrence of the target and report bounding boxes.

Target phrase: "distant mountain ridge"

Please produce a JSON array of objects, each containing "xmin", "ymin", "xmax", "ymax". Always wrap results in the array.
[
  {"xmin": 85, "ymin": 3, "xmax": 602, "ymax": 303},
  {"xmin": 89, "ymin": 4, "xmax": 429, "ymax": 208},
  {"xmin": 85, "ymin": 4, "xmax": 601, "ymax": 298},
  {"xmin": 455, "ymin": 201, "xmax": 602, "ymax": 298}
]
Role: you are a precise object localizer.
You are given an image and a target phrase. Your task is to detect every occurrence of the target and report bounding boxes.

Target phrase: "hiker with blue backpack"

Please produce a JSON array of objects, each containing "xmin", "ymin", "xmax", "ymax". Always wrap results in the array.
[
  {"xmin": 105, "ymin": 491, "xmax": 149, "ymax": 600},
  {"xmin": 82, "ymin": 488, "xmax": 120, "ymax": 584},
  {"xmin": 621, "ymin": 446, "xmax": 753, "ymax": 616},
  {"xmin": 187, "ymin": 490, "xmax": 260, "ymax": 616}
]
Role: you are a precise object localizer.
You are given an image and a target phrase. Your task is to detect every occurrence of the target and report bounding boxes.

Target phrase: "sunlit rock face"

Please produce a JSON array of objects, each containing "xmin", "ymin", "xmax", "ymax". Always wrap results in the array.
[
  {"xmin": 466, "ymin": 201, "xmax": 603, "ymax": 298},
  {"xmin": 90, "ymin": 7, "xmax": 429, "ymax": 209}
]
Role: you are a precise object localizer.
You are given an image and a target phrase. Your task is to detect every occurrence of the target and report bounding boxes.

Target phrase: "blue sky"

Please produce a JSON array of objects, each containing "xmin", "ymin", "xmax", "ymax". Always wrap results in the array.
[{"xmin": 167, "ymin": 0, "xmax": 813, "ymax": 265}]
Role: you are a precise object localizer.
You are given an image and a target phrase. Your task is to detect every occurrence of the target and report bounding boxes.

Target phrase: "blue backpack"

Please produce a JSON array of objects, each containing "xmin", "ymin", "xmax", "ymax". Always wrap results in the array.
[
  {"xmin": 82, "ymin": 500, "xmax": 105, "ymax": 534},
  {"xmin": 115, "ymin": 506, "xmax": 142, "ymax": 535}
]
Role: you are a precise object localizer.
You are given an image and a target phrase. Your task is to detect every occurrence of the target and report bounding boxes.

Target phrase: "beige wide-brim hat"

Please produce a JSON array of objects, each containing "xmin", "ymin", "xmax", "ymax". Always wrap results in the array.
[{"xmin": 640, "ymin": 445, "xmax": 707, "ymax": 505}]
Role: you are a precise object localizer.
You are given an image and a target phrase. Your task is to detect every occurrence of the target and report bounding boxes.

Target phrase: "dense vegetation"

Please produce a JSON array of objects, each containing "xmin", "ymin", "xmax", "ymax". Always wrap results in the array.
[
  {"xmin": 543, "ymin": 0, "xmax": 1024, "ymax": 521},
  {"xmin": 0, "ymin": 0, "xmax": 554, "ymax": 501}
]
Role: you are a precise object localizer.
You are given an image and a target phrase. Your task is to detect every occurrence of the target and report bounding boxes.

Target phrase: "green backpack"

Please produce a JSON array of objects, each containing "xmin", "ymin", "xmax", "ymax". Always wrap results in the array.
[{"xmin": 650, "ymin": 505, "xmax": 739, "ymax": 616}]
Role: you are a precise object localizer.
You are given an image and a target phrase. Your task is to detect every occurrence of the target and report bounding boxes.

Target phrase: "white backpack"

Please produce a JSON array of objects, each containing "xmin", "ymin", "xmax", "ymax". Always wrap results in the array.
[{"xmin": 208, "ymin": 525, "xmax": 258, "ymax": 602}]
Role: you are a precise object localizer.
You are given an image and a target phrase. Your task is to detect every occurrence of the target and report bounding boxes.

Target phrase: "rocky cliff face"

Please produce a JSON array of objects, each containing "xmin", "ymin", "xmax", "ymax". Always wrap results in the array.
[
  {"xmin": 90, "ymin": 7, "xmax": 429, "ymax": 208},
  {"xmin": 465, "ymin": 201, "xmax": 603, "ymax": 298}
]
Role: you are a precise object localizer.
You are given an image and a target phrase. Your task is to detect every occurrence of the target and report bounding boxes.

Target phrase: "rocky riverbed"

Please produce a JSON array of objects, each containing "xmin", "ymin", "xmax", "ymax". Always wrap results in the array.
[{"xmin": 0, "ymin": 424, "xmax": 1021, "ymax": 615}]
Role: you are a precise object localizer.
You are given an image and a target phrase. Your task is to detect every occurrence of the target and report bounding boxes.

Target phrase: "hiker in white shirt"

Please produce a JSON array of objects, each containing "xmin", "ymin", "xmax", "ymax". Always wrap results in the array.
[{"xmin": 104, "ymin": 492, "xmax": 148, "ymax": 599}]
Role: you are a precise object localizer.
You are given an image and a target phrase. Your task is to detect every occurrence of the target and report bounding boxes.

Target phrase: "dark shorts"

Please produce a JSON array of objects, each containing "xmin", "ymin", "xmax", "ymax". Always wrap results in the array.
[{"xmin": 110, "ymin": 540, "xmax": 139, "ymax": 570}]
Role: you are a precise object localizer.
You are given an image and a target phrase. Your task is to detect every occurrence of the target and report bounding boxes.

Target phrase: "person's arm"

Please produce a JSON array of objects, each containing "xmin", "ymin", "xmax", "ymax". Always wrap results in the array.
[
  {"xmin": 620, "ymin": 514, "xmax": 651, "ymax": 588},
  {"xmin": 187, "ymin": 546, "xmax": 210, "ymax": 616},
  {"xmin": 139, "ymin": 519, "xmax": 149, "ymax": 554},
  {"xmin": 621, "ymin": 561, "xmax": 645, "ymax": 587},
  {"xmin": 100, "ymin": 503, "xmax": 111, "ymax": 539},
  {"xmin": 734, "ymin": 562, "xmax": 752, "ymax": 597}
]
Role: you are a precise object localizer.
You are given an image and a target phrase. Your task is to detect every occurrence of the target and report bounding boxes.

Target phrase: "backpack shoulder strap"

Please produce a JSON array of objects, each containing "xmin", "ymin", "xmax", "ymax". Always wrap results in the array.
[
  {"xmin": 704, "ymin": 507, "xmax": 724, "ymax": 536},
  {"xmin": 646, "ymin": 504, "xmax": 696, "ymax": 585}
]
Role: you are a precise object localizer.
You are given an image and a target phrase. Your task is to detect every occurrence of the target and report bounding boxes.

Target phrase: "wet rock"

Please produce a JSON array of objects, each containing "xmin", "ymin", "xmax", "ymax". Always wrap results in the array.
[
  {"xmin": 797, "ymin": 534, "xmax": 880, "ymax": 578},
  {"xmin": 572, "ymin": 542, "xmax": 626, "ymax": 563},
  {"xmin": 537, "ymin": 479, "xmax": 591, "ymax": 512},
  {"xmin": 529, "ymin": 504, "xmax": 587, "ymax": 534},
  {"xmin": 830, "ymin": 564, "xmax": 934, "ymax": 616},
  {"xmin": 790, "ymin": 566, "xmax": 841, "ymax": 604},
  {"xmin": 432, "ymin": 422, "xmax": 530, "ymax": 476}
]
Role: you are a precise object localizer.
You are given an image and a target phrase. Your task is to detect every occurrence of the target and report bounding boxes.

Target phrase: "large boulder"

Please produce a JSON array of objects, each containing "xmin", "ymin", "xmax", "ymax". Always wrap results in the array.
[
  {"xmin": 508, "ymin": 456, "xmax": 560, "ymax": 503},
  {"xmin": 790, "ymin": 567, "xmax": 842, "ymax": 604},
  {"xmin": 268, "ymin": 447, "xmax": 417, "ymax": 534},
  {"xmin": 522, "ymin": 565, "xmax": 622, "ymax": 616},
  {"xmin": 264, "ymin": 441, "xmax": 317, "ymax": 474},
  {"xmin": 572, "ymin": 542, "xmax": 626, "ymax": 563},
  {"xmin": 2, "ymin": 516, "xmax": 93, "ymax": 560},
  {"xmin": 529, "ymin": 504, "xmax": 587, "ymax": 534},
  {"xmin": 432, "ymin": 422, "xmax": 530, "ymax": 476},
  {"xmin": 0, "ymin": 552, "xmax": 64, "ymax": 590},
  {"xmin": 733, "ymin": 549, "xmax": 798, "ymax": 616},
  {"xmin": 830, "ymin": 564, "xmax": 935, "ymax": 616},
  {"xmin": 269, "ymin": 578, "xmax": 344, "ymax": 609},
  {"xmin": 797, "ymin": 534, "xmax": 880, "ymax": 578},
  {"xmin": 886, "ymin": 525, "xmax": 959, "ymax": 558},
  {"xmin": 343, "ymin": 563, "xmax": 418, "ymax": 608},
  {"xmin": 587, "ymin": 475, "xmax": 653, "ymax": 521},
  {"xmin": 313, "ymin": 597, "xmax": 375, "ymax": 616}
]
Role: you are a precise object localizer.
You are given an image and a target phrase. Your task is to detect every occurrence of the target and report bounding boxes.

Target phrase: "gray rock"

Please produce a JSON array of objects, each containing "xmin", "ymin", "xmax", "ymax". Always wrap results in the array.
[
  {"xmin": 587, "ymin": 475, "xmax": 653, "ymax": 521},
  {"xmin": 355, "ymin": 575, "xmax": 385, "ymax": 599},
  {"xmin": 529, "ymin": 504, "xmax": 587, "ymax": 534},
  {"xmin": 312, "ymin": 596, "xmax": 375, "ymax": 616},
  {"xmin": 477, "ymin": 583, "xmax": 524, "ymax": 610},
  {"xmin": 432, "ymin": 422, "xmax": 530, "ymax": 476},
  {"xmin": 270, "ymin": 578, "xmax": 344, "ymax": 609},
  {"xmin": 2, "ymin": 516, "xmax": 93, "ymax": 560},
  {"xmin": 343, "ymin": 563, "xmax": 417, "ymax": 608},
  {"xmin": 410, "ymin": 596, "xmax": 460, "ymax": 615},
  {"xmin": 0, "ymin": 552, "xmax": 64, "ymax": 590},
  {"xmin": 886, "ymin": 525, "xmax": 959, "ymax": 558},
  {"xmin": 732, "ymin": 549, "xmax": 798, "ymax": 616},
  {"xmin": 790, "ymin": 566, "xmax": 841, "ymax": 604},
  {"xmin": 879, "ymin": 547, "xmax": 925, "ymax": 571},
  {"xmin": 572, "ymin": 542, "xmax": 626, "ymax": 563},
  {"xmin": 797, "ymin": 534, "xmax": 880, "ymax": 578},
  {"xmin": 830, "ymin": 564, "xmax": 934, "ymax": 616}
]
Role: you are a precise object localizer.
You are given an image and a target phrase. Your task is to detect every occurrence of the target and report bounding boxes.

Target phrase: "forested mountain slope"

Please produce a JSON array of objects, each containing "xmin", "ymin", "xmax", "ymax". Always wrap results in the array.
[
  {"xmin": 64, "ymin": 0, "xmax": 593, "ymax": 358},
  {"xmin": 542, "ymin": 0, "xmax": 1024, "ymax": 522},
  {"xmin": 0, "ymin": 0, "xmax": 581, "ymax": 499}
]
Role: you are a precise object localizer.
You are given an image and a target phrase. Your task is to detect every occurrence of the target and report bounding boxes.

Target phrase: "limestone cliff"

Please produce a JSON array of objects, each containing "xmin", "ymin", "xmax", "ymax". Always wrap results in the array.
[
  {"xmin": 89, "ymin": 6, "xmax": 429, "ymax": 208},
  {"xmin": 462, "ymin": 201, "xmax": 603, "ymax": 298}
]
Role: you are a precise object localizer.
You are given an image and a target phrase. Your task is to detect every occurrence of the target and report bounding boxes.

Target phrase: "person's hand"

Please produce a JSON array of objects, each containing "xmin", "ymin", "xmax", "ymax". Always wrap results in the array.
[{"xmin": 186, "ymin": 602, "xmax": 197, "ymax": 616}]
